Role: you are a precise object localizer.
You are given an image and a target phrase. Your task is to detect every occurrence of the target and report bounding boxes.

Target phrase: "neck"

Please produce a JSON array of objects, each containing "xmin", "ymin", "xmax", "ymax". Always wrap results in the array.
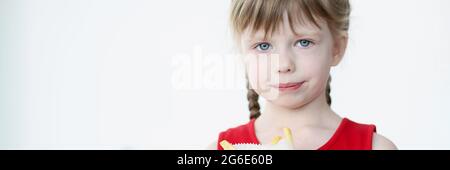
[{"xmin": 258, "ymin": 90, "xmax": 339, "ymax": 129}]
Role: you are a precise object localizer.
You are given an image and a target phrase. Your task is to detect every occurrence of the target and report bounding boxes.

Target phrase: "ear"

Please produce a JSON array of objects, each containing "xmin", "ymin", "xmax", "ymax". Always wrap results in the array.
[{"xmin": 331, "ymin": 33, "xmax": 348, "ymax": 66}]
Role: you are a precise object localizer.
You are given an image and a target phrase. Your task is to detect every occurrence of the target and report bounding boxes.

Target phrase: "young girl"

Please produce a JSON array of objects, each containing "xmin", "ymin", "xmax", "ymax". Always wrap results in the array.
[{"xmin": 208, "ymin": 0, "xmax": 397, "ymax": 150}]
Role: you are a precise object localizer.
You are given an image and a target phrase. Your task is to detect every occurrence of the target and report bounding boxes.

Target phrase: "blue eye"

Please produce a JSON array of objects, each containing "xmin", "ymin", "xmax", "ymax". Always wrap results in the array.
[
  {"xmin": 255, "ymin": 42, "xmax": 271, "ymax": 52},
  {"xmin": 295, "ymin": 39, "xmax": 313, "ymax": 48}
]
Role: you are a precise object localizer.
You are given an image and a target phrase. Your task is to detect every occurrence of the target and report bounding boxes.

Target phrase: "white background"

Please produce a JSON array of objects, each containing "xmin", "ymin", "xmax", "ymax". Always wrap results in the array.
[{"xmin": 1, "ymin": 0, "xmax": 449, "ymax": 149}]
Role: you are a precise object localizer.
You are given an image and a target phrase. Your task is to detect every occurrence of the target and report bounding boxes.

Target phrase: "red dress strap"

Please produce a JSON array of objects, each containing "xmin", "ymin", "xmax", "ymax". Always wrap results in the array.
[{"xmin": 320, "ymin": 118, "xmax": 376, "ymax": 150}]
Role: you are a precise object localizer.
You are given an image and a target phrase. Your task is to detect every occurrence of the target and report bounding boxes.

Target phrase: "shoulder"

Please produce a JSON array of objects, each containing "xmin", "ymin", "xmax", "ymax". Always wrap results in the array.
[
  {"xmin": 345, "ymin": 118, "xmax": 397, "ymax": 149},
  {"xmin": 372, "ymin": 133, "xmax": 398, "ymax": 150}
]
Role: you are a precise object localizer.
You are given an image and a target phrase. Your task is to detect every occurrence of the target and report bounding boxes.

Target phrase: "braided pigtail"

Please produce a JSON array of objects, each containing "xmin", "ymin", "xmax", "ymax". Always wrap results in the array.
[
  {"xmin": 326, "ymin": 76, "xmax": 332, "ymax": 105},
  {"xmin": 246, "ymin": 80, "xmax": 261, "ymax": 119}
]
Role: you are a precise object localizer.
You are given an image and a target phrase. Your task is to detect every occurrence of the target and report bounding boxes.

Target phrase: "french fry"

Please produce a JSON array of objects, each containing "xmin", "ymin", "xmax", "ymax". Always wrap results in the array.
[
  {"xmin": 271, "ymin": 136, "xmax": 282, "ymax": 144},
  {"xmin": 220, "ymin": 140, "xmax": 235, "ymax": 150},
  {"xmin": 283, "ymin": 128, "xmax": 294, "ymax": 145}
]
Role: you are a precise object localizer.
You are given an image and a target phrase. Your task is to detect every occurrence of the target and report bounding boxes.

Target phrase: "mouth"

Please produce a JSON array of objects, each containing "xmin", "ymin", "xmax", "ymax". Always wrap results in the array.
[{"xmin": 272, "ymin": 81, "xmax": 305, "ymax": 92}]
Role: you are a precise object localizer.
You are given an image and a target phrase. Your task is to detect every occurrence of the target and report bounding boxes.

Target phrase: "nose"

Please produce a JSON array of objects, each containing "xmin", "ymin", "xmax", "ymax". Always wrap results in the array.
[
  {"xmin": 278, "ymin": 66, "xmax": 292, "ymax": 73},
  {"xmin": 277, "ymin": 49, "xmax": 295, "ymax": 74}
]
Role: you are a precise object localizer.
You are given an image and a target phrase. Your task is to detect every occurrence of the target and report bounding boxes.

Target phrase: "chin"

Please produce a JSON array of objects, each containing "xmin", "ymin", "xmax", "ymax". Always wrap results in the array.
[{"xmin": 268, "ymin": 94, "xmax": 311, "ymax": 109}]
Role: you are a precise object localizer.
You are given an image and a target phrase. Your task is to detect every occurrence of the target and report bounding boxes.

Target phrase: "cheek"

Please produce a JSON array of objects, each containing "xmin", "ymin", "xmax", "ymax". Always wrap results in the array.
[
  {"xmin": 296, "ymin": 57, "xmax": 329, "ymax": 81},
  {"xmin": 244, "ymin": 54, "xmax": 271, "ymax": 90},
  {"xmin": 297, "ymin": 43, "xmax": 334, "ymax": 79}
]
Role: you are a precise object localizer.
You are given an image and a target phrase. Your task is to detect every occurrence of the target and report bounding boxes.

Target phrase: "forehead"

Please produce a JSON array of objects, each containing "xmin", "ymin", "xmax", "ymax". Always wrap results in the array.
[{"xmin": 240, "ymin": 15, "xmax": 328, "ymax": 42}]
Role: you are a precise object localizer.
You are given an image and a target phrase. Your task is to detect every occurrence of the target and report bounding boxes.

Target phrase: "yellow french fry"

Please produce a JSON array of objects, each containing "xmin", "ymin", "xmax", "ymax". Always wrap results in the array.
[
  {"xmin": 271, "ymin": 136, "xmax": 282, "ymax": 145},
  {"xmin": 220, "ymin": 140, "xmax": 235, "ymax": 150},
  {"xmin": 283, "ymin": 128, "xmax": 294, "ymax": 145}
]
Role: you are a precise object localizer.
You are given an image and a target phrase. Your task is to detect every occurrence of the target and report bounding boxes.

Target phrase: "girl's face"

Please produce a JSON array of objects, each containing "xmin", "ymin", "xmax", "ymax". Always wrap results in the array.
[{"xmin": 241, "ymin": 13, "xmax": 345, "ymax": 109}]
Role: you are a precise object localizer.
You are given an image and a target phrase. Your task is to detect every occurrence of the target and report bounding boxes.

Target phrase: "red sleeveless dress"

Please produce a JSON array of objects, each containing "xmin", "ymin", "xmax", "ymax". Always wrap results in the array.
[{"xmin": 217, "ymin": 118, "xmax": 376, "ymax": 150}]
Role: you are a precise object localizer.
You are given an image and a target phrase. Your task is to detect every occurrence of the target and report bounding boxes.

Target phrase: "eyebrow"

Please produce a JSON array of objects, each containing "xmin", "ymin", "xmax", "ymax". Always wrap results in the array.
[
  {"xmin": 243, "ymin": 31, "xmax": 268, "ymax": 42},
  {"xmin": 292, "ymin": 30, "xmax": 321, "ymax": 37}
]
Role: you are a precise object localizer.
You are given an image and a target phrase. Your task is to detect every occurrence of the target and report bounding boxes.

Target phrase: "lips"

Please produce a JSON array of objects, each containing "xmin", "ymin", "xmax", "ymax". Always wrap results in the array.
[{"xmin": 273, "ymin": 81, "xmax": 305, "ymax": 92}]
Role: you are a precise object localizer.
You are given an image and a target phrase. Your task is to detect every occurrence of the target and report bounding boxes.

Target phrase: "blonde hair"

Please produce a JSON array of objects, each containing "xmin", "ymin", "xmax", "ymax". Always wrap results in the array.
[{"xmin": 229, "ymin": 0, "xmax": 351, "ymax": 119}]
